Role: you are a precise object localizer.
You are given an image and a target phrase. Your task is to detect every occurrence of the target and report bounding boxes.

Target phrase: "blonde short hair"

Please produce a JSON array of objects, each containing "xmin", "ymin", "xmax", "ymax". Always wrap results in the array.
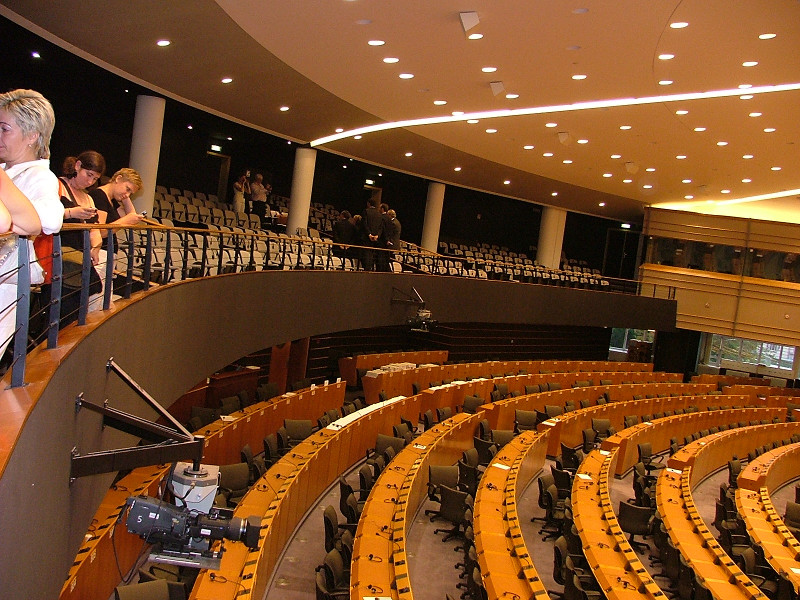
[
  {"xmin": 111, "ymin": 168, "xmax": 143, "ymax": 190},
  {"xmin": 0, "ymin": 89, "xmax": 55, "ymax": 160}
]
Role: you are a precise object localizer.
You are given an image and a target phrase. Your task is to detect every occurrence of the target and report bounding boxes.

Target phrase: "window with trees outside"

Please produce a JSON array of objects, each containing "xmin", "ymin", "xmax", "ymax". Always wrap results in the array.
[
  {"xmin": 706, "ymin": 334, "xmax": 796, "ymax": 374},
  {"xmin": 609, "ymin": 328, "xmax": 655, "ymax": 351}
]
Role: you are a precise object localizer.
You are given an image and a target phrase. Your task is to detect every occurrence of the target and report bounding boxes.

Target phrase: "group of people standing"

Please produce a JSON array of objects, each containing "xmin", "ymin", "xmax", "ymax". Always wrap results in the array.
[
  {"xmin": 0, "ymin": 87, "xmax": 145, "ymax": 359},
  {"xmin": 332, "ymin": 197, "xmax": 401, "ymax": 271},
  {"xmin": 233, "ymin": 171, "xmax": 272, "ymax": 225}
]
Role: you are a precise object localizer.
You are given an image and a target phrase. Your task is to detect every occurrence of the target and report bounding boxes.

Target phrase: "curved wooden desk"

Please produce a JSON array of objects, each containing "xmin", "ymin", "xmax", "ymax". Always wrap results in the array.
[
  {"xmin": 573, "ymin": 445, "xmax": 666, "ymax": 600},
  {"xmin": 350, "ymin": 411, "xmax": 481, "ymax": 600},
  {"xmin": 187, "ymin": 392, "xmax": 424, "ymax": 600},
  {"xmin": 610, "ymin": 406, "xmax": 787, "ymax": 477},
  {"xmin": 658, "ymin": 423, "xmax": 800, "ymax": 600},
  {"xmin": 736, "ymin": 443, "xmax": 800, "ymax": 593},
  {"xmin": 338, "ymin": 350, "xmax": 449, "ymax": 387},
  {"xmin": 474, "ymin": 430, "xmax": 550, "ymax": 600},
  {"xmin": 62, "ymin": 383, "xmax": 346, "ymax": 600},
  {"xmin": 362, "ymin": 359, "xmax": 656, "ymax": 404}
]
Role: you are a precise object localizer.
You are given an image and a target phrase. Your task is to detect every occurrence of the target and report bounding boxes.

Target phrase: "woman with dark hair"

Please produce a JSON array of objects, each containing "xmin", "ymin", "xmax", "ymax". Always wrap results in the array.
[{"xmin": 60, "ymin": 151, "xmax": 105, "ymax": 312}]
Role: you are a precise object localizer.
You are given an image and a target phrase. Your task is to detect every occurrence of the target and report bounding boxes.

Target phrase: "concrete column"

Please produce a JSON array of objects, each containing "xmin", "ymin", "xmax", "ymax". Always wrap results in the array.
[
  {"xmin": 421, "ymin": 181, "xmax": 445, "ymax": 253},
  {"xmin": 129, "ymin": 95, "xmax": 165, "ymax": 215},
  {"xmin": 286, "ymin": 147, "xmax": 317, "ymax": 236},
  {"xmin": 536, "ymin": 206, "xmax": 567, "ymax": 269}
]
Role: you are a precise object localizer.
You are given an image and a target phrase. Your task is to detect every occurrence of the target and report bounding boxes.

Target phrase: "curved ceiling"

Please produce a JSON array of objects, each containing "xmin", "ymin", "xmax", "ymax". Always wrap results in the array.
[{"xmin": 2, "ymin": 0, "xmax": 799, "ymax": 222}]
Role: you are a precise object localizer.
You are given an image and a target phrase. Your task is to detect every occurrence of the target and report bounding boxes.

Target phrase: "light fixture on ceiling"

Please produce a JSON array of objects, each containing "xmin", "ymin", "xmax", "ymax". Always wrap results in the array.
[
  {"xmin": 557, "ymin": 131, "xmax": 572, "ymax": 145},
  {"xmin": 221, "ymin": 77, "xmax": 233, "ymax": 84},
  {"xmin": 489, "ymin": 81, "xmax": 505, "ymax": 96},
  {"xmin": 625, "ymin": 162, "xmax": 639, "ymax": 174},
  {"xmin": 156, "ymin": 40, "xmax": 171, "ymax": 47},
  {"xmin": 459, "ymin": 11, "xmax": 480, "ymax": 37}
]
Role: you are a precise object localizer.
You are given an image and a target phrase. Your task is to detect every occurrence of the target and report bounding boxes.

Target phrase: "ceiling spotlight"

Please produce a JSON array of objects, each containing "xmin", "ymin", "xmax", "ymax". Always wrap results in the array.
[
  {"xmin": 482, "ymin": 66, "xmax": 498, "ymax": 73},
  {"xmin": 468, "ymin": 33, "xmax": 483, "ymax": 40},
  {"xmin": 749, "ymin": 112, "xmax": 762, "ymax": 117},
  {"xmin": 452, "ymin": 111, "xmax": 464, "ymax": 116},
  {"xmin": 742, "ymin": 154, "xmax": 754, "ymax": 159},
  {"xmin": 383, "ymin": 57, "xmax": 399, "ymax": 63},
  {"xmin": 658, "ymin": 80, "xmax": 674, "ymax": 86},
  {"xmin": 562, "ymin": 159, "xmax": 573, "ymax": 164},
  {"xmin": 505, "ymin": 93, "xmax": 520, "ymax": 99},
  {"xmin": 577, "ymin": 139, "xmax": 588, "ymax": 144},
  {"xmin": 187, "ymin": 125, "xmax": 193, "ymax": 130},
  {"xmin": 485, "ymin": 128, "xmax": 497, "ymax": 134},
  {"xmin": 658, "ymin": 53, "xmax": 674, "ymax": 60},
  {"xmin": 156, "ymin": 40, "xmax": 171, "ymax": 47},
  {"xmin": 433, "ymin": 100, "xmax": 447, "ymax": 105},
  {"xmin": 543, "ymin": 152, "xmax": 554, "ymax": 157},
  {"xmin": 279, "ymin": 106, "xmax": 290, "ymax": 112},
  {"xmin": 646, "ymin": 167, "xmax": 656, "ymax": 172},
  {"xmin": 467, "ymin": 119, "xmax": 479, "ymax": 124},
  {"xmin": 694, "ymin": 127, "xmax": 706, "ymax": 132},
  {"xmin": 523, "ymin": 145, "xmax": 534, "ymax": 150},
  {"xmin": 739, "ymin": 94, "xmax": 754, "ymax": 100},
  {"xmin": 623, "ymin": 179, "xmax": 633, "ymax": 183},
  {"xmin": 489, "ymin": 81, "xmax": 505, "ymax": 96},
  {"xmin": 545, "ymin": 122, "xmax": 558, "ymax": 128},
  {"xmin": 459, "ymin": 11, "xmax": 480, "ymax": 35},
  {"xmin": 759, "ymin": 33, "xmax": 776, "ymax": 40},
  {"xmin": 643, "ymin": 184, "xmax": 653, "ymax": 189},
  {"xmin": 404, "ymin": 152, "xmax": 413, "ymax": 157},
  {"xmin": 682, "ymin": 179, "xmax": 692, "ymax": 184},
  {"xmin": 335, "ymin": 128, "xmax": 344, "ymax": 133},
  {"xmin": 572, "ymin": 74, "xmax": 587, "ymax": 80},
  {"xmin": 221, "ymin": 77, "xmax": 233, "ymax": 84},
  {"xmin": 742, "ymin": 178, "xmax": 751, "ymax": 183},
  {"xmin": 454, "ymin": 167, "xmax": 462, "ymax": 171},
  {"xmin": 621, "ymin": 223, "xmax": 632, "ymax": 229},
  {"xmin": 670, "ymin": 22, "xmax": 689, "ymax": 29},
  {"xmin": 619, "ymin": 125, "xmax": 632, "ymax": 130},
  {"xmin": 398, "ymin": 73, "xmax": 414, "ymax": 79},
  {"xmin": 676, "ymin": 155, "xmax": 687, "ymax": 159},
  {"xmin": 353, "ymin": 135, "xmax": 362, "ymax": 139},
  {"xmin": 763, "ymin": 127, "xmax": 776, "ymax": 132},
  {"xmin": 610, "ymin": 154, "xmax": 622, "ymax": 159},
  {"xmin": 602, "ymin": 174, "xmax": 612, "ymax": 178},
  {"xmin": 599, "ymin": 202, "xmax": 606, "ymax": 207},
  {"xmin": 742, "ymin": 61, "xmax": 758, "ymax": 67},
  {"xmin": 503, "ymin": 180, "xmax": 511, "ymax": 185},
  {"xmin": 551, "ymin": 192, "xmax": 558, "ymax": 196},
  {"xmin": 31, "ymin": 51, "xmax": 41, "ymax": 58},
  {"xmin": 716, "ymin": 141, "xmax": 728, "ymax": 146},
  {"xmin": 368, "ymin": 40, "xmax": 385, "ymax": 46}
]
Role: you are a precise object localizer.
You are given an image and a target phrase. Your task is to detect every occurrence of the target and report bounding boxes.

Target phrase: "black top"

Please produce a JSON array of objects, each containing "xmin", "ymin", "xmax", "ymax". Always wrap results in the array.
[
  {"xmin": 332, "ymin": 218, "xmax": 357, "ymax": 247},
  {"xmin": 60, "ymin": 177, "xmax": 98, "ymax": 251},
  {"xmin": 89, "ymin": 188, "xmax": 122, "ymax": 225},
  {"xmin": 361, "ymin": 205, "xmax": 384, "ymax": 244}
]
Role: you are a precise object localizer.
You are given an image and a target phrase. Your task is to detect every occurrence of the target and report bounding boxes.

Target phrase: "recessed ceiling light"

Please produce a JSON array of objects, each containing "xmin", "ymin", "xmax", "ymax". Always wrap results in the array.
[
  {"xmin": 721, "ymin": 189, "xmax": 731, "ymax": 194},
  {"xmin": 545, "ymin": 122, "xmax": 558, "ymax": 128},
  {"xmin": 505, "ymin": 93, "xmax": 520, "ymax": 99},
  {"xmin": 335, "ymin": 128, "xmax": 344, "ymax": 133},
  {"xmin": 643, "ymin": 184, "xmax": 653, "ymax": 189},
  {"xmin": 563, "ymin": 159, "xmax": 573, "ymax": 164},
  {"xmin": 467, "ymin": 119, "xmax": 479, "ymax": 124},
  {"xmin": 577, "ymin": 139, "xmax": 589, "ymax": 144},
  {"xmin": 503, "ymin": 180, "xmax": 511, "ymax": 185},
  {"xmin": 342, "ymin": 165, "xmax": 347, "ymax": 168},
  {"xmin": 658, "ymin": 53, "xmax": 675, "ymax": 60},
  {"xmin": 694, "ymin": 127, "xmax": 706, "ymax": 132},
  {"xmin": 156, "ymin": 40, "xmax": 171, "ymax": 47},
  {"xmin": 610, "ymin": 154, "xmax": 622, "ymax": 159},
  {"xmin": 280, "ymin": 106, "xmax": 290, "ymax": 112},
  {"xmin": 619, "ymin": 125, "xmax": 632, "ymax": 130},
  {"xmin": 749, "ymin": 112, "xmax": 762, "ymax": 117},
  {"xmin": 684, "ymin": 195, "xmax": 694, "ymax": 199},
  {"xmin": 31, "ymin": 51, "xmax": 41, "ymax": 58},
  {"xmin": 221, "ymin": 77, "xmax": 233, "ymax": 84},
  {"xmin": 433, "ymin": 100, "xmax": 447, "ymax": 105},
  {"xmin": 675, "ymin": 109, "xmax": 689, "ymax": 115},
  {"xmin": 682, "ymin": 179, "xmax": 692, "ymax": 184},
  {"xmin": 759, "ymin": 33, "xmax": 776, "ymax": 40},
  {"xmin": 187, "ymin": 125, "xmax": 193, "ymax": 130},
  {"xmin": 742, "ymin": 154, "xmax": 754, "ymax": 159},
  {"xmin": 670, "ymin": 22, "xmax": 689, "ymax": 29},
  {"xmin": 452, "ymin": 111, "xmax": 464, "ymax": 116},
  {"xmin": 623, "ymin": 179, "xmax": 633, "ymax": 183},
  {"xmin": 599, "ymin": 202, "xmax": 606, "ymax": 207},
  {"xmin": 739, "ymin": 84, "xmax": 753, "ymax": 89},
  {"xmin": 646, "ymin": 167, "xmax": 656, "ymax": 172},
  {"xmin": 602, "ymin": 173, "xmax": 612, "ymax": 178},
  {"xmin": 742, "ymin": 178, "xmax": 751, "ymax": 183},
  {"xmin": 763, "ymin": 127, "xmax": 776, "ymax": 132},
  {"xmin": 717, "ymin": 141, "xmax": 728, "ymax": 146},
  {"xmin": 454, "ymin": 167, "xmax": 462, "ymax": 171},
  {"xmin": 468, "ymin": 33, "xmax": 483, "ymax": 40},
  {"xmin": 523, "ymin": 145, "xmax": 534, "ymax": 150},
  {"xmin": 742, "ymin": 61, "xmax": 758, "ymax": 67},
  {"xmin": 572, "ymin": 74, "xmax": 587, "ymax": 80},
  {"xmin": 739, "ymin": 94, "xmax": 754, "ymax": 100},
  {"xmin": 676, "ymin": 155, "xmax": 687, "ymax": 159},
  {"xmin": 543, "ymin": 152, "xmax": 554, "ymax": 157},
  {"xmin": 354, "ymin": 135, "xmax": 362, "ymax": 139},
  {"xmin": 659, "ymin": 80, "xmax": 674, "ymax": 86},
  {"xmin": 383, "ymin": 57, "xmax": 399, "ymax": 63},
  {"xmin": 368, "ymin": 40, "xmax": 385, "ymax": 46},
  {"xmin": 481, "ymin": 66, "xmax": 497, "ymax": 73},
  {"xmin": 485, "ymin": 128, "xmax": 497, "ymax": 133},
  {"xmin": 551, "ymin": 192, "xmax": 558, "ymax": 196},
  {"xmin": 399, "ymin": 73, "xmax": 414, "ymax": 79},
  {"xmin": 404, "ymin": 152, "xmax": 413, "ymax": 157},
  {"xmin": 227, "ymin": 136, "xmax": 232, "ymax": 141},
  {"xmin": 771, "ymin": 166, "xmax": 782, "ymax": 171}
]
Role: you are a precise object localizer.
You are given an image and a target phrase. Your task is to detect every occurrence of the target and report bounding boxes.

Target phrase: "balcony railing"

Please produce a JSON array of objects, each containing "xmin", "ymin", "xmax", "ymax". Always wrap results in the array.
[{"xmin": 4, "ymin": 222, "xmax": 636, "ymax": 388}]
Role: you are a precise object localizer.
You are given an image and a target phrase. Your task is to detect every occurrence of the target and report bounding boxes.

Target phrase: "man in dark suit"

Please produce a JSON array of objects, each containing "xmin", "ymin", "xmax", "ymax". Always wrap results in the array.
[
  {"xmin": 360, "ymin": 198, "xmax": 383, "ymax": 271},
  {"xmin": 332, "ymin": 210, "xmax": 356, "ymax": 258},
  {"xmin": 386, "ymin": 209, "xmax": 401, "ymax": 270}
]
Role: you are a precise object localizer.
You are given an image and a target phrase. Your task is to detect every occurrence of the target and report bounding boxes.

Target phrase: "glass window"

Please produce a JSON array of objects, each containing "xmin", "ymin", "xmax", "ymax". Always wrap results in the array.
[{"xmin": 706, "ymin": 334, "xmax": 797, "ymax": 374}]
